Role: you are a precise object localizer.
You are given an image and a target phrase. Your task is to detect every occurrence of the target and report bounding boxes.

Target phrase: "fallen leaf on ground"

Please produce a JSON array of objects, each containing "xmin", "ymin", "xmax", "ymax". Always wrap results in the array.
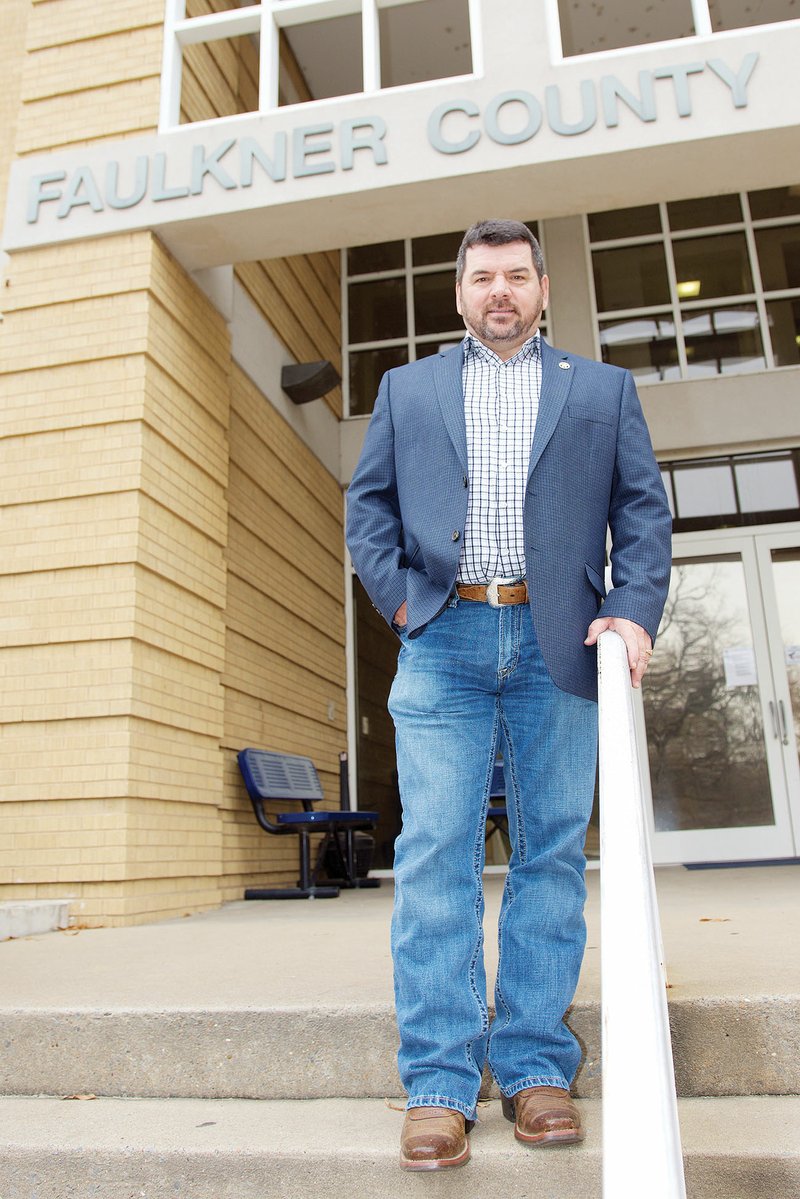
[
  {"xmin": 699, "ymin": 917, "xmax": 730, "ymax": 922},
  {"xmin": 62, "ymin": 1094, "xmax": 97, "ymax": 1101}
]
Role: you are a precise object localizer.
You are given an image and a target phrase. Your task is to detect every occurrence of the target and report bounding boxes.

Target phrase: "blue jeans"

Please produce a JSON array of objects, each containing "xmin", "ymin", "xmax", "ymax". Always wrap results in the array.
[{"xmin": 388, "ymin": 597, "xmax": 597, "ymax": 1122}]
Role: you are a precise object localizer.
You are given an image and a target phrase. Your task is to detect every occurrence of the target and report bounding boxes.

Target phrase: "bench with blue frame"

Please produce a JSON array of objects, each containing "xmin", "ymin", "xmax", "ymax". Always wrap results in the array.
[
  {"xmin": 486, "ymin": 759, "xmax": 509, "ymax": 854},
  {"xmin": 237, "ymin": 748, "xmax": 381, "ymax": 899}
]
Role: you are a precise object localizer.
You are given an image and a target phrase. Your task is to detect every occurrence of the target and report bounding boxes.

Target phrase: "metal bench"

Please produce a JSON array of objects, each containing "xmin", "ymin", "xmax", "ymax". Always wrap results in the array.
[
  {"xmin": 486, "ymin": 758, "xmax": 509, "ymax": 856},
  {"xmin": 237, "ymin": 748, "xmax": 381, "ymax": 899}
]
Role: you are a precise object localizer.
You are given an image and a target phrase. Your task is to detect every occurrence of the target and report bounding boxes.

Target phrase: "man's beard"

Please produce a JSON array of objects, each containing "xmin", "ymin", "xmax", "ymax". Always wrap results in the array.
[{"xmin": 467, "ymin": 301, "xmax": 542, "ymax": 345}]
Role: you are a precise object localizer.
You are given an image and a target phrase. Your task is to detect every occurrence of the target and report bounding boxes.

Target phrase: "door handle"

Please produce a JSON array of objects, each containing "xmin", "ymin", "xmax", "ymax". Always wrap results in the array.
[
  {"xmin": 769, "ymin": 701, "xmax": 780, "ymax": 740},
  {"xmin": 778, "ymin": 700, "xmax": 790, "ymax": 747}
]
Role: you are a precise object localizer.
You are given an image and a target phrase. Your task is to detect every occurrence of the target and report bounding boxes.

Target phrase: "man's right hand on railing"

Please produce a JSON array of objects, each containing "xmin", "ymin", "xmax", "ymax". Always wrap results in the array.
[{"xmin": 584, "ymin": 616, "xmax": 653, "ymax": 689}]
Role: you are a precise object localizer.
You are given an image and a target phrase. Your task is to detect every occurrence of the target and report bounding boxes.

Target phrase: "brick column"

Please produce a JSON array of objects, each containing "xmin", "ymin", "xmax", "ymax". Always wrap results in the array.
[{"xmin": 0, "ymin": 232, "xmax": 231, "ymax": 925}]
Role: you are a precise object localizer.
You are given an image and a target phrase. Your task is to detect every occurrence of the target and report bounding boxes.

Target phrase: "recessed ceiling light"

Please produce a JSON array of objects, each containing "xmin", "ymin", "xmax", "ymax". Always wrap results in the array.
[{"xmin": 677, "ymin": 280, "xmax": 701, "ymax": 299}]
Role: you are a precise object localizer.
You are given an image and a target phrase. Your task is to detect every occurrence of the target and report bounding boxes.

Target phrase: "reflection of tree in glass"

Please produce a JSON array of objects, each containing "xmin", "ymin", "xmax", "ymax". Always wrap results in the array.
[{"xmin": 643, "ymin": 562, "xmax": 773, "ymax": 833}]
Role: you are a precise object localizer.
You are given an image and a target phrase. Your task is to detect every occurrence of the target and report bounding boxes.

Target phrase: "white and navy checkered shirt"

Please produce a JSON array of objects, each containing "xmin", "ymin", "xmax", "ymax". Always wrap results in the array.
[{"xmin": 456, "ymin": 332, "xmax": 542, "ymax": 585}]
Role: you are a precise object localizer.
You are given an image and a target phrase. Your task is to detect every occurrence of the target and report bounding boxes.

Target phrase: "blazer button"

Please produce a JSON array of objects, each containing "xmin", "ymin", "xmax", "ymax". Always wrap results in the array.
[{"xmin": 452, "ymin": 530, "xmax": 460, "ymax": 541}]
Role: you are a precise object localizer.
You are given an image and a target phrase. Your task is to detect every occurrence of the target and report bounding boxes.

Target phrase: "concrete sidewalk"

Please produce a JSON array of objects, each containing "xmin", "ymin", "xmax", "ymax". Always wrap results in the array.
[{"xmin": 1, "ymin": 864, "xmax": 798, "ymax": 1010}]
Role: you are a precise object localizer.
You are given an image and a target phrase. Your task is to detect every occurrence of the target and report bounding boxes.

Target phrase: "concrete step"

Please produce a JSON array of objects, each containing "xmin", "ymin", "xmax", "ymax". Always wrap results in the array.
[
  {"xmin": 3, "ymin": 868, "xmax": 798, "ymax": 1102},
  {"xmin": 1, "ymin": 994, "xmax": 798, "ymax": 1101},
  {"xmin": 0, "ymin": 1095, "xmax": 798, "ymax": 1199},
  {"xmin": 0, "ymin": 900, "xmax": 69, "ymax": 941}
]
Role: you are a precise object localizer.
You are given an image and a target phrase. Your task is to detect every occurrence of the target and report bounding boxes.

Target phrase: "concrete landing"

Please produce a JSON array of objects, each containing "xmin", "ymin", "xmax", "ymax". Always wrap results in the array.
[{"xmin": 3, "ymin": 865, "xmax": 798, "ymax": 1007}]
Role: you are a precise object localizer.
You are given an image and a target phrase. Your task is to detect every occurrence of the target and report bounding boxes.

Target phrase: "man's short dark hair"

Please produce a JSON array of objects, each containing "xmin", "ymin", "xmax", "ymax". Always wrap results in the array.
[{"xmin": 455, "ymin": 220, "xmax": 545, "ymax": 284}]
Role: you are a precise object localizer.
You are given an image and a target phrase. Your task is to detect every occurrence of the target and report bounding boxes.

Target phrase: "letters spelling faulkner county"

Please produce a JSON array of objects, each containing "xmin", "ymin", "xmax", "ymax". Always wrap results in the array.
[{"xmin": 24, "ymin": 52, "xmax": 757, "ymax": 226}]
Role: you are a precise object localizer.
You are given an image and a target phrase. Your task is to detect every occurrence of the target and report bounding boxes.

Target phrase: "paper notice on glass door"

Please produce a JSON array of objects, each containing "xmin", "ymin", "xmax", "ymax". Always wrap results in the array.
[
  {"xmin": 723, "ymin": 646, "xmax": 758, "ymax": 688},
  {"xmin": 785, "ymin": 645, "xmax": 800, "ymax": 667}
]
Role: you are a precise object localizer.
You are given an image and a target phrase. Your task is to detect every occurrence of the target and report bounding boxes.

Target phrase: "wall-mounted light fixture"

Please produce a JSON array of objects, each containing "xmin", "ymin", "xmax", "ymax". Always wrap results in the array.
[{"xmin": 281, "ymin": 360, "xmax": 341, "ymax": 405}]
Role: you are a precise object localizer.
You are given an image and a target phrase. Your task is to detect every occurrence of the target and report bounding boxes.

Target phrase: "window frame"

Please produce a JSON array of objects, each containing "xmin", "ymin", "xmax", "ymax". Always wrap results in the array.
[
  {"xmin": 546, "ymin": 0, "xmax": 799, "ymax": 61},
  {"xmin": 587, "ymin": 191, "xmax": 800, "ymax": 384},
  {"xmin": 160, "ymin": 0, "xmax": 481, "ymax": 131},
  {"xmin": 660, "ymin": 449, "xmax": 800, "ymax": 533}
]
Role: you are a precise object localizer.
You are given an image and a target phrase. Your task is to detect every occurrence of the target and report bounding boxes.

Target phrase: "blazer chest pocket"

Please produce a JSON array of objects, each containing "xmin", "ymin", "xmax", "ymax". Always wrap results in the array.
[{"xmin": 568, "ymin": 403, "xmax": 614, "ymax": 426}]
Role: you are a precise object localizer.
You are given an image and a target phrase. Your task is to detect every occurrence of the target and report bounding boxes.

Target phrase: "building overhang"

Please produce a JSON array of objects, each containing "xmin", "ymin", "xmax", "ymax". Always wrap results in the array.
[{"xmin": 4, "ymin": 24, "xmax": 800, "ymax": 270}]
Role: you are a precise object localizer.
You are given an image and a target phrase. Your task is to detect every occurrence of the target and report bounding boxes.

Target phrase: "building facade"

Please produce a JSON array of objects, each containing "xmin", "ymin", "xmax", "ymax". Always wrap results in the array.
[{"xmin": 1, "ymin": 0, "xmax": 798, "ymax": 924}]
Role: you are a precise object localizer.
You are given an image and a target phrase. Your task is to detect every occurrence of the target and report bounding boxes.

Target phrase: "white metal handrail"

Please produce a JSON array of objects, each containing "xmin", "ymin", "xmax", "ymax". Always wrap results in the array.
[{"xmin": 597, "ymin": 631, "xmax": 686, "ymax": 1199}]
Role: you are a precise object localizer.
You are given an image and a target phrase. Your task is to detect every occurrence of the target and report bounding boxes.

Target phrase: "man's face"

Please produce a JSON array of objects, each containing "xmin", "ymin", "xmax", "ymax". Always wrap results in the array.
[{"xmin": 455, "ymin": 241, "xmax": 549, "ymax": 360}]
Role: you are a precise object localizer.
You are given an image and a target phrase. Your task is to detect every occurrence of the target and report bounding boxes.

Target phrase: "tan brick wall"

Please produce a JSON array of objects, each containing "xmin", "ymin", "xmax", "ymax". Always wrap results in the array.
[
  {"xmin": 0, "ymin": 1, "xmax": 30, "ymax": 223},
  {"xmin": 220, "ymin": 365, "xmax": 347, "ymax": 900},
  {"xmin": 0, "ymin": 232, "xmax": 232, "ymax": 924},
  {"xmin": 1, "ymin": 5, "xmax": 348, "ymax": 923},
  {"xmin": 1, "ymin": 228, "xmax": 347, "ymax": 921},
  {"xmin": 15, "ymin": 0, "xmax": 163, "ymax": 154},
  {"xmin": 235, "ymin": 254, "xmax": 343, "ymax": 418}
]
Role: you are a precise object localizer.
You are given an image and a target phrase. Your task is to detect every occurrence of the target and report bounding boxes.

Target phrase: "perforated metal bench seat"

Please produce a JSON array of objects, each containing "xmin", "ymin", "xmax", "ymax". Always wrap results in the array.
[{"xmin": 237, "ymin": 748, "xmax": 380, "ymax": 899}]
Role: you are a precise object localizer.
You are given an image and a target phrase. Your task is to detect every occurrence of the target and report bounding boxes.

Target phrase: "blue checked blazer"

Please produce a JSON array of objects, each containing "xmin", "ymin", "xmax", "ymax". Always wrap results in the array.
[{"xmin": 345, "ymin": 338, "xmax": 673, "ymax": 701}]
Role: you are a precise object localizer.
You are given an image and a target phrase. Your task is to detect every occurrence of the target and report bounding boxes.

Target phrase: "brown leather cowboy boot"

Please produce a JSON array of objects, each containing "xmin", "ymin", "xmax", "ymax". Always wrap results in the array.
[
  {"xmin": 501, "ymin": 1086, "xmax": 584, "ymax": 1146},
  {"xmin": 399, "ymin": 1106, "xmax": 473, "ymax": 1170}
]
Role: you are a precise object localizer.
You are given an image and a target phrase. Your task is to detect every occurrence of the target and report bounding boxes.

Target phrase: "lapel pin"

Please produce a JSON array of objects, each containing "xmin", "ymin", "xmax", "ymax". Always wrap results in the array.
[{"xmin": 558, "ymin": 361, "xmax": 571, "ymax": 369}]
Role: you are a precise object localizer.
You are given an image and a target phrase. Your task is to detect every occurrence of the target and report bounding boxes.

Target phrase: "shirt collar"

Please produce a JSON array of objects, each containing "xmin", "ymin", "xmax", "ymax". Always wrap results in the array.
[{"xmin": 463, "ymin": 330, "xmax": 541, "ymax": 365}]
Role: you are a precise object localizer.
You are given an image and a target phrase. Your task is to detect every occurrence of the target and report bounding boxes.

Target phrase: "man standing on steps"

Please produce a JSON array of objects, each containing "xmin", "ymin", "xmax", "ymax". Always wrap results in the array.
[{"xmin": 346, "ymin": 219, "xmax": 672, "ymax": 1170}]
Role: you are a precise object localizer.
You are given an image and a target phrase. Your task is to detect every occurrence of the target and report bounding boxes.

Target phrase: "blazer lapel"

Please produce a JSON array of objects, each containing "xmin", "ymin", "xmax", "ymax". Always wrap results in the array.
[
  {"xmin": 433, "ymin": 344, "xmax": 468, "ymax": 473},
  {"xmin": 528, "ymin": 339, "xmax": 575, "ymax": 481}
]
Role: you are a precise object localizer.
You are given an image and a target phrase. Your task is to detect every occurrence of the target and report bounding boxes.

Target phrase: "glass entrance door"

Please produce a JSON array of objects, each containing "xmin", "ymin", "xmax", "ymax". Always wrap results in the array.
[
  {"xmin": 642, "ymin": 527, "xmax": 800, "ymax": 864},
  {"xmin": 757, "ymin": 531, "xmax": 800, "ymax": 841}
]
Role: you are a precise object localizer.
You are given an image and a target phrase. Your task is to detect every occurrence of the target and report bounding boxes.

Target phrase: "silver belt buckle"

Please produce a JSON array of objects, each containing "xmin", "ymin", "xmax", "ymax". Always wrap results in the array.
[{"xmin": 486, "ymin": 578, "xmax": 503, "ymax": 608}]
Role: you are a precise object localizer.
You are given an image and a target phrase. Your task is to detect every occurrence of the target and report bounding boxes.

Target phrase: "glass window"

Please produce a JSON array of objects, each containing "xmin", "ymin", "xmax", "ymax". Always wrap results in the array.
[
  {"xmin": 735, "ymin": 457, "xmax": 800, "ymax": 512},
  {"xmin": 414, "ymin": 272, "xmax": 460, "ymax": 336},
  {"xmin": 279, "ymin": 14, "xmax": 362, "ymax": 104},
  {"xmin": 755, "ymin": 226, "xmax": 800, "ymax": 292},
  {"xmin": 590, "ymin": 190, "xmax": 800, "ymax": 382},
  {"xmin": 709, "ymin": 0, "xmax": 800, "ymax": 31},
  {"xmin": 380, "ymin": 0, "xmax": 472, "ymax": 88},
  {"xmin": 349, "ymin": 346, "xmax": 409, "ymax": 416},
  {"xmin": 599, "ymin": 315, "xmax": 680, "ymax": 382},
  {"xmin": 766, "ymin": 299, "xmax": 800, "ymax": 366},
  {"xmin": 749, "ymin": 186, "xmax": 800, "ymax": 221},
  {"xmin": 661, "ymin": 451, "xmax": 800, "ymax": 531},
  {"xmin": 588, "ymin": 206, "xmax": 662, "ymax": 241},
  {"xmin": 667, "ymin": 194, "xmax": 742, "ymax": 231},
  {"xmin": 558, "ymin": 0, "xmax": 695, "ymax": 56},
  {"xmin": 412, "ymin": 230, "xmax": 463, "ymax": 267},
  {"xmin": 672, "ymin": 233, "xmax": 753, "ymax": 300},
  {"xmin": 348, "ymin": 277, "xmax": 407, "ymax": 343},
  {"xmin": 683, "ymin": 304, "xmax": 765, "ymax": 377},
  {"xmin": 348, "ymin": 241, "xmax": 404, "ymax": 276},
  {"xmin": 673, "ymin": 464, "xmax": 737, "ymax": 519},
  {"xmin": 168, "ymin": 0, "xmax": 477, "ymax": 125},
  {"xmin": 592, "ymin": 243, "xmax": 671, "ymax": 311}
]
